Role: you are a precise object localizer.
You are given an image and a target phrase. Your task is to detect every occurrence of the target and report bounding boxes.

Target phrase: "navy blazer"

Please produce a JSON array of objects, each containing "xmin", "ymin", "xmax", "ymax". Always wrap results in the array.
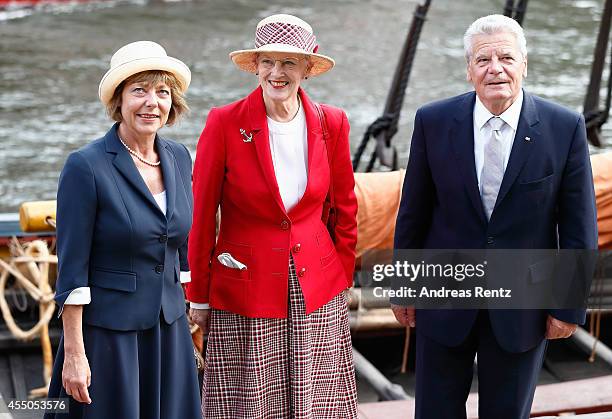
[
  {"xmin": 54, "ymin": 124, "xmax": 193, "ymax": 331},
  {"xmin": 393, "ymin": 91, "xmax": 598, "ymax": 353}
]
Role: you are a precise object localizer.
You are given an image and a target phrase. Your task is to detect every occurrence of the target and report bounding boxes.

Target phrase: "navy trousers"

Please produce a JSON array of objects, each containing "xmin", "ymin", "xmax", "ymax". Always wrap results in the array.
[
  {"xmin": 415, "ymin": 310, "xmax": 547, "ymax": 419},
  {"xmin": 44, "ymin": 314, "xmax": 201, "ymax": 419}
]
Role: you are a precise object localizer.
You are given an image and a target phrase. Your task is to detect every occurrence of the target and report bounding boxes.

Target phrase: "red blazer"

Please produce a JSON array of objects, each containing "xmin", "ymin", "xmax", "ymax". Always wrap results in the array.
[{"xmin": 187, "ymin": 87, "xmax": 358, "ymax": 318}]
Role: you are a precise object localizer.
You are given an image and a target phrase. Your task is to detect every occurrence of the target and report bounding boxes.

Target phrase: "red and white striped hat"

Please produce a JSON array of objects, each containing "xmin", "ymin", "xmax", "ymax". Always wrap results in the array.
[{"xmin": 229, "ymin": 14, "xmax": 335, "ymax": 77}]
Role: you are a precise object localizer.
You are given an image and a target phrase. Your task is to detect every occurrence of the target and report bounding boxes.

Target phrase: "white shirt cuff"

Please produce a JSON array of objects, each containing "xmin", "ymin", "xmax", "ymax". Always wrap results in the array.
[
  {"xmin": 190, "ymin": 302, "xmax": 210, "ymax": 309},
  {"xmin": 64, "ymin": 287, "xmax": 91, "ymax": 305},
  {"xmin": 57, "ymin": 286, "xmax": 91, "ymax": 317},
  {"xmin": 180, "ymin": 271, "xmax": 191, "ymax": 283}
]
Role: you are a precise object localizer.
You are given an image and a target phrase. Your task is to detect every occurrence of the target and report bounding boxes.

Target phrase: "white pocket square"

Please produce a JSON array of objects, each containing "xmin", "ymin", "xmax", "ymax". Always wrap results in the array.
[{"xmin": 217, "ymin": 252, "xmax": 247, "ymax": 270}]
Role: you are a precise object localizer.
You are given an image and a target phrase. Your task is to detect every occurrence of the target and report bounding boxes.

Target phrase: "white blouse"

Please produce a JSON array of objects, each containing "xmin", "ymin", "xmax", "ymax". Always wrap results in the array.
[
  {"xmin": 267, "ymin": 103, "xmax": 308, "ymax": 212},
  {"xmin": 153, "ymin": 190, "xmax": 167, "ymax": 215}
]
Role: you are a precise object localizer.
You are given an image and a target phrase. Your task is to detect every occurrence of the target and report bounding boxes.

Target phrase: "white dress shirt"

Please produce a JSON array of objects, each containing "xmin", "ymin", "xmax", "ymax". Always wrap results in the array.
[{"xmin": 473, "ymin": 89, "xmax": 524, "ymax": 193}]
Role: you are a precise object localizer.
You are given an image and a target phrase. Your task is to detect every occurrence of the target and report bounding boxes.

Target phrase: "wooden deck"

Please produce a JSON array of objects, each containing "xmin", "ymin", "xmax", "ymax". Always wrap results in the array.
[{"xmin": 358, "ymin": 375, "xmax": 612, "ymax": 419}]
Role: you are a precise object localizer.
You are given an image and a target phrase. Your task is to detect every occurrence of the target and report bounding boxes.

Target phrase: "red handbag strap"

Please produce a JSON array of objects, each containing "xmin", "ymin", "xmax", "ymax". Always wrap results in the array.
[{"xmin": 314, "ymin": 102, "xmax": 335, "ymax": 212}]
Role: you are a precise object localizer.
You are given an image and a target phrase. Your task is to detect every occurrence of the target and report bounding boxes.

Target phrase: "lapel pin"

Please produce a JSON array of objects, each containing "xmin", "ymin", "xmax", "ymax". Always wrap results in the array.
[
  {"xmin": 240, "ymin": 128, "xmax": 253, "ymax": 143},
  {"xmin": 524, "ymin": 136, "xmax": 531, "ymax": 142}
]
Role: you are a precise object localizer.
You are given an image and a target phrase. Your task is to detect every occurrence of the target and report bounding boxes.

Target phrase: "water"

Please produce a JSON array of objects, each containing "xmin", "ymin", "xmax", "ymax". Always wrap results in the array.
[{"xmin": 0, "ymin": 0, "xmax": 610, "ymax": 212}]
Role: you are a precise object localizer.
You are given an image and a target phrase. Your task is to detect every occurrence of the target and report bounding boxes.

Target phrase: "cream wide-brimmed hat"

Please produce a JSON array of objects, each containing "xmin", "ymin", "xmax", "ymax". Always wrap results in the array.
[
  {"xmin": 229, "ymin": 14, "xmax": 335, "ymax": 77},
  {"xmin": 98, "ymin": 41, "xmax": 191, "ymax": 105}
]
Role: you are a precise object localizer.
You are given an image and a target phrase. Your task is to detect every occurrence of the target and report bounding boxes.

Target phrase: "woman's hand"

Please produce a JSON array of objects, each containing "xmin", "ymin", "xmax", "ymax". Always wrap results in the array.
[
  {"xmin": 60, "ymin": 305, "xmax": 91, "ymax": 403},
  {"xmin": 189, "ymin": 308, "xmax": 210, "ymax": 335},
  {"xmin": 62, "ymin": 350, "xmax": 92, "ymax": 404}
]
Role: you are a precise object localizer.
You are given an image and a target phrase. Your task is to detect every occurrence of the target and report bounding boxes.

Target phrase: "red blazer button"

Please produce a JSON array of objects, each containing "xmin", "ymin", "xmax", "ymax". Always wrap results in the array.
[
  {"xmin": 280, "ymin": 220, "xmax": 290, "ymax": 230},
  {"xmin": 298, "ymin": 267, "xmax": 306, "ymax": 277},
  {"xmin": 293, "ymin": 243, "xmax": 301, "ymax": 253}
]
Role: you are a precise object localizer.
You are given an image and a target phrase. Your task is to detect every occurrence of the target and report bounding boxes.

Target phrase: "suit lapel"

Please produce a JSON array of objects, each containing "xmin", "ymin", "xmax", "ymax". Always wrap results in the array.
[
  {"xmin": 158, "ymin": 137, "xmax": 176, "ymax": 220},
  {"xmin": 495, "ymin": 91, "xmax": 540, "ymax": 210},
  {"xmin": 247, "ymin": 87, "xmax": 287, "ymax": 214},
  {"xmin": 105, "ymin": 124, "xmax": 166, "ymax": 217},
  {"xmin": 450, "ymin": 92, "xmax": 487, "ymax": 224}
]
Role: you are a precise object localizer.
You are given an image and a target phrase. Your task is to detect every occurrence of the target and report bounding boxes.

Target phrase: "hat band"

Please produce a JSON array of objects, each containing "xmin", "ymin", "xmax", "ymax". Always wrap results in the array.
[{"xmin": 255, "ymin": 22, "xmax": 317, "ymax": 53}]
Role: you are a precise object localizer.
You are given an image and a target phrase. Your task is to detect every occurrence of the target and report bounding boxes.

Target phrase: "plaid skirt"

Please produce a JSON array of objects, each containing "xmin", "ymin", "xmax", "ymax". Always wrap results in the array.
[{"xmin": 202, "ymin": 257, "xmax": 358, "ymax": 419}]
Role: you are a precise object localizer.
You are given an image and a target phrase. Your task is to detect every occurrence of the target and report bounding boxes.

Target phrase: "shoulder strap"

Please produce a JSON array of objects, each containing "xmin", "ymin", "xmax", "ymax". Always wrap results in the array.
[
  {"xmin": 314, "ymin": 102, "xmax": 329, "ymax": 140},
  {"xmin": 314, "ymin": 103, "xmax": 335, "ymax": 212}
]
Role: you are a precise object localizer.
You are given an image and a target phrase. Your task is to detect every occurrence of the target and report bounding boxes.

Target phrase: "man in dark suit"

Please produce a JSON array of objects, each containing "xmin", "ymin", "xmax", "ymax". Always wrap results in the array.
[{"xmin": 391, "ymin": 14, "xmax": 598, "ymax": 419}]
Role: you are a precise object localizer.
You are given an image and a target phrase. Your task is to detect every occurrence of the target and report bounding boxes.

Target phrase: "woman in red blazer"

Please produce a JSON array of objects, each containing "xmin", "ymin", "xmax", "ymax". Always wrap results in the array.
[{"xmin": 187, "ymin": 13, "xmax": 359, "ymax": 419}]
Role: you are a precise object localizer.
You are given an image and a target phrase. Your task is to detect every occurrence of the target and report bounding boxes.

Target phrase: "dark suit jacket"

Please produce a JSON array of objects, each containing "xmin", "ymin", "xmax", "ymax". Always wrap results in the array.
[
  {"xmin": 54, "ymin": 124, "xmax": 193, "ymax": 331},
  {"xmin": 393, "ymin": 90, "xmax": 598, "ymax": 353}
]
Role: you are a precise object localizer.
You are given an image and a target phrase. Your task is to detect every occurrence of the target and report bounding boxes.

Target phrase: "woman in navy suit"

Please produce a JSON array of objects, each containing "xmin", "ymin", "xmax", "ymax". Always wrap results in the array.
[{"xmin": 44, "ymin": 41, "xmax": 201, "ymax": 419}]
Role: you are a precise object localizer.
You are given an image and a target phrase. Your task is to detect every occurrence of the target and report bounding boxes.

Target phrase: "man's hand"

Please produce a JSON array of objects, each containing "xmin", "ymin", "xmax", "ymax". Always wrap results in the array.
[
  {"xmin": 189, "ymin": 308, "xmax": 211, "ymax": 335},
  {"xmin": 545, "ymin": 315, "xmax": 577, "ymax": 339},
  {"xmin": 62, "ymin": 351, "xmax": 91, "ymax": 404},
  {"xmin": 391, "ymin": 304, "xmax": 416, "ymax": 328}
]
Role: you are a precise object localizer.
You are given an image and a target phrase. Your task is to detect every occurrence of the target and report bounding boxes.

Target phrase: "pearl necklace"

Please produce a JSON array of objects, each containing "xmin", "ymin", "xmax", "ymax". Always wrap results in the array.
[{"xmin": 118, "ymin": 135, "xmax": 161, "ymax": 167}]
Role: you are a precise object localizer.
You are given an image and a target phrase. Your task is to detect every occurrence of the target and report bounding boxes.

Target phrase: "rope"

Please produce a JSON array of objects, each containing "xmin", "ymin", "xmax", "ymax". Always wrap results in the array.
[
  {"xmin": 588, "ymin": 309, "xmax": 602, "ymax": 363},
  {"xmin": 503, "ymin": 0, "xmax": 529, "ymax": 25},
  {"xmin": 513, "ymin": 0, "xmax": 529, "ymax": 26},
  {"xmin": 2, "ymin": 230, "xmax": 57, "ymax": 396},
  {"xmin": 0, "ymin": 239, "xmax": 56, "ymax": 341},
  {"xmin": 588, "ymin": 253, "xmax": 609, "ymax": 362},
  {"xmin": 352, "ymin": 0, "xmax": 431, "ymax": 171},
  {"xmin": 352, "ymin": 114, "xmax": 395, "ymax": 170},
  {"xmin": 9, "ymin": 282, "xmax": 28, "ymax": 312},
  {"xmin": 503, "ymin": 0, "xmax": 514, "ymax": 17},
  {"xmin": 401, "ymin": 326, "xmax": 411, "ymax": 373},
  {"xmin": 585, "ymin": 42, "xmax": 612, "ymax": 133},
  {"xmin": 46, "ymin": 217, "xmax": 56, "ymax": 229},
  {"xmin": 385, "ymin": 3, "xmax": 429, "ymax": 131}
]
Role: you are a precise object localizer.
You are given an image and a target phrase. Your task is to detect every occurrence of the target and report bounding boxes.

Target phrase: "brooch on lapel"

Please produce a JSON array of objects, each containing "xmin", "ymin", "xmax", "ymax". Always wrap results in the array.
[
  {"xmin": 240, "ymin": 128, "xmax": 253, "ymax": 143},
  {"xmin": 524, "ymin": 136, "xmax": 531, "ymax": 142}
]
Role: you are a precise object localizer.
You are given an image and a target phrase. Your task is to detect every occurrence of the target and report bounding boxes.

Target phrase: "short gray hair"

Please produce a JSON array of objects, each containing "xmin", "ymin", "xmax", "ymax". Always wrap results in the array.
[{"xmin": 463, "ymin": 14, "xmax": 527, "ymax": 62}]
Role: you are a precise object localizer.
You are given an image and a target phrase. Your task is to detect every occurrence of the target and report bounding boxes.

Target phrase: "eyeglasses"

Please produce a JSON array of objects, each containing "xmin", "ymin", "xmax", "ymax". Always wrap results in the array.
[{"xmin": 257, "ymin": 56, "xmax": 301, "ymax": 70}]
